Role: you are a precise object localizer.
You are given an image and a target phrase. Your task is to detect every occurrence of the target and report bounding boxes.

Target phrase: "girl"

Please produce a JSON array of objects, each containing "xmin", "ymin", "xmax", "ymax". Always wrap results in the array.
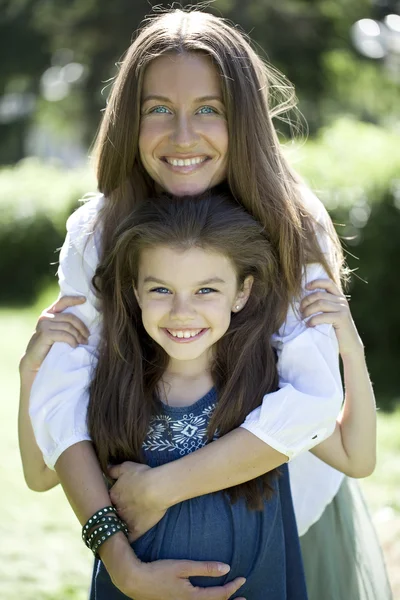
[
  {"xmin": 26, "ymin": 7, "xmax": 390, "ymax": 600},
  {"xmin": 21, "ymin": 193, "xmax": 376, "ymax": 600}
]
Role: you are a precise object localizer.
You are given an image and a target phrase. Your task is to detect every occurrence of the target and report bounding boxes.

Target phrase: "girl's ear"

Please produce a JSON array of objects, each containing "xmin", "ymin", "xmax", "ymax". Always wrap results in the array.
[
  {"xmin": 232, "ymin": 275, "xmax": 253, "ymax": 312},
  {"xmin": 134, "ymin": 287, "xmax": 141, "ymax": 308}
]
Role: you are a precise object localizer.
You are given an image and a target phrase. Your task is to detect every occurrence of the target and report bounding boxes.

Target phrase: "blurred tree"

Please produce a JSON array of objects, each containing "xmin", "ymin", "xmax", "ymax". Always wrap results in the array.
[{"xmin": 0, "ymin": 0, "xmax": 398, "ymax": 162}]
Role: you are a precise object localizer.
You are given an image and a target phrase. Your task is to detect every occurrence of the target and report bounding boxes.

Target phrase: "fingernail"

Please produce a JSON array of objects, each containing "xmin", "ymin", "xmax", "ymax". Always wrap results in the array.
[
  {"xmin": 238, "ymin": 578, "xmax": 246, "ymax": 587},
  {"xmin": 218, "ymin": 563, "xmax": 231, "ymax": 574}
]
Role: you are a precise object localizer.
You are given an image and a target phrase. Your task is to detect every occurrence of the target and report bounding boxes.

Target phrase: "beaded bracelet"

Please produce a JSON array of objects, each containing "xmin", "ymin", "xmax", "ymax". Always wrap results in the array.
[
  {"xmin": 82, "ymin": 506, "xmax": 117, "ymax": 540},
  {"xmin": 90, "ymin": 521, "xmax": 129, "ymax": 556},
  {"xmin": 83, "ymin": 515, "xmax": 123, "ymax": 548},
  {"xmin": 81, "ymin": 506, "xmax": 129, "ymax": 556}
]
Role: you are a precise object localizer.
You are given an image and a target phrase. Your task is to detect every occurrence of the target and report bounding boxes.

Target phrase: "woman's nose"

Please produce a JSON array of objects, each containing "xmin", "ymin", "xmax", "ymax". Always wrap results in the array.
[{"xmin": 170, "ymin": 113, "xmax": 198, "ymax": 149}]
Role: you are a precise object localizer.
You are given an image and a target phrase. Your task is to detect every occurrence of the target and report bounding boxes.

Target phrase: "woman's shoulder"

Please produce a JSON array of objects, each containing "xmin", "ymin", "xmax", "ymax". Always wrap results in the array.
[
  {"xmin": 297, "ymin": 184, "xmax": 330, "ymax": 228},
  {"xmin": 63, "ymin": 193, "xmax": 105, "ymax": 261},
  {"xmin": 66, "ymin": 193, "xmax": 105, "ymax": 236}
]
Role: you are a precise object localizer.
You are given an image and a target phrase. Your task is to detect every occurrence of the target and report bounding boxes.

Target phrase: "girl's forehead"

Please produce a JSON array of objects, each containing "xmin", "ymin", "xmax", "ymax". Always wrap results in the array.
[{"xmin": 138, "ymin": 245, "xmax": 237, "ymax": 284}]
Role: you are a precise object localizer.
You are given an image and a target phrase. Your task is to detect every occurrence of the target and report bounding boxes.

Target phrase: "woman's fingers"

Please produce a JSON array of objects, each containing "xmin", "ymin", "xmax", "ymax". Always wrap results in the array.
[{"xmin": 47, "ymin": 295, "xmax": 86, "ymax": 314}]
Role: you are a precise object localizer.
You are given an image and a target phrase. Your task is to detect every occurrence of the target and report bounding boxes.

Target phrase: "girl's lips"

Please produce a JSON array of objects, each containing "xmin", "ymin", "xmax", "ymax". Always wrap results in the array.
[{"xmin": 162, "ymin": 328, "xmax": 209, "ymax": 343}]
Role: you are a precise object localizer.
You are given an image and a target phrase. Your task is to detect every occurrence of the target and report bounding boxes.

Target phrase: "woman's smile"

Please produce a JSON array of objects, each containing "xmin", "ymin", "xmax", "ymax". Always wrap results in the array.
[{"xmin": 139, "ymin": 52, "xmax": 228, "ymax": 196}]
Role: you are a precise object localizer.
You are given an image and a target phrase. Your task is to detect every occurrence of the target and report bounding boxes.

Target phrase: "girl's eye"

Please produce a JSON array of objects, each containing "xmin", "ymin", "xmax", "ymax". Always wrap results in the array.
[
  {"xmin": 197, "ymin": 105, "xmax": 218, "ymax": 115},
  {"xmin": 149, "ymin": 105, "xmax": 171, "ymax": 114},
  {"xmin": 197, "ymin": 287, "xmax": 217, "ymax": 295},
  {"xmin": 150, "ymin": 287, "xmax": 171, "ymax": 294}
]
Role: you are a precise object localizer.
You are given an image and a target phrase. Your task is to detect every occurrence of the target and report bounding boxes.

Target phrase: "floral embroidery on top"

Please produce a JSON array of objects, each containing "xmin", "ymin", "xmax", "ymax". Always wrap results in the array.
[{"xmin": 143, "ymin": 402, "xmax": 217, "ymax": 456}]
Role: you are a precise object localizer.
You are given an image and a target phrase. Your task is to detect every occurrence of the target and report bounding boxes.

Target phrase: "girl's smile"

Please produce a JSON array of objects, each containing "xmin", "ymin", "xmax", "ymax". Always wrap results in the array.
[
  {"xmin": 134, "ymin": 245, "xmax": 252, "ymax": 370},
  {"xmin": 162, "ymin": 327, "xmax": 209, "ymax": 342}
]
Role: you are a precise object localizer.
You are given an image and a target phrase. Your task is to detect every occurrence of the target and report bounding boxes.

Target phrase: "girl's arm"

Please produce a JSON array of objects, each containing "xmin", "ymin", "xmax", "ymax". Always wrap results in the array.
[
  {"xmin": 302, "ymin": 280, "xmax": 376, "ymax": 478},
  {"xmin": 19, "ymin": 295, "xmax": 89, "ymax": 491}
]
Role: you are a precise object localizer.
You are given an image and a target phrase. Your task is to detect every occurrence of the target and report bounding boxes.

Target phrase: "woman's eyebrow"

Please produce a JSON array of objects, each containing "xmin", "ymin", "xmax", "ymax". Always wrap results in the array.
[{"xmin": 142, "ymin": 94, "xmax": 223, "ymax": 104}]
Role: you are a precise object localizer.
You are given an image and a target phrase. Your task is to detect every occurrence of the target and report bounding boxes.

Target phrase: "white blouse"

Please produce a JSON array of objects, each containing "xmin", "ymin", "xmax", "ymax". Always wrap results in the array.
[{"xmin": 29, "ymin": 189, "xmax": 344, "ymax": 535}]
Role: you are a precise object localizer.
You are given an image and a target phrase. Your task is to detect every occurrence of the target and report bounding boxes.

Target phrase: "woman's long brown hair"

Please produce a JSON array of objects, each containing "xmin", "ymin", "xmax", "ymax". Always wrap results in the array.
[
  {"xmin": 92, "ymin": 8, "xmax": 344, "ymax": 301},
  {"xmin": 89, "ymin": 193, "xmax": 284, "ymax": 509}
]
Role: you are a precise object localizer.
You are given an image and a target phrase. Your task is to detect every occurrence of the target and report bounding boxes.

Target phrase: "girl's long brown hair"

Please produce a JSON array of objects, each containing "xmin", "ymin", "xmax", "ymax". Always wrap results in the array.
[
  {"xmin": 93, "ymin": 8, "xmax": 344, "ymax": 302},
  {"xmin": 89, "ymin": 193, "xmax": 284, "ymax": 509}
]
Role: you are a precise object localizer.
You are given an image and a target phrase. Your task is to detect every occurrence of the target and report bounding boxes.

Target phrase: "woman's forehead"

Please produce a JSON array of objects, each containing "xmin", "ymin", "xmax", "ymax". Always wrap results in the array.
[{"xmin": 142, "ymin": 53, "xmax": 223, "ymax": 101}]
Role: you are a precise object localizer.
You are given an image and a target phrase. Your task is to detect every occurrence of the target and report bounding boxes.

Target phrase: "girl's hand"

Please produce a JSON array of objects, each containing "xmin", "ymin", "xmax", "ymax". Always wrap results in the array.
[
  {"xmin": 20, "ymin": 296, "xmax": 89, "ymax": 374},
  {"xmin": 300, "ymin": 279, "xmax": 363, "ymax": 357},
  {"xmin": 109, "ymin": 462, "xmax": 167, "ymax": 540}
]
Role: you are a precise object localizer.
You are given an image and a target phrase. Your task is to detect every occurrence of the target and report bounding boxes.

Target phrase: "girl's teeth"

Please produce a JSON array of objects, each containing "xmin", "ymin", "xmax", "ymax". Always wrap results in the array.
[
  {"xmin": 168, "ymin": 329, "xmax": 201, "ymax": 338},
  {"xmin": 166, "ymin": 157, "xmax": 205, "ymax": 167}
]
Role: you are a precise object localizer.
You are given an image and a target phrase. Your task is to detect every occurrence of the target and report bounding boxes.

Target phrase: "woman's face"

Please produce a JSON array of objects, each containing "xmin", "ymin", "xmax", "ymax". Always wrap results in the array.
[{"xmin": 139, "ymin": 52, "xmax": 228, "ymax": 196}]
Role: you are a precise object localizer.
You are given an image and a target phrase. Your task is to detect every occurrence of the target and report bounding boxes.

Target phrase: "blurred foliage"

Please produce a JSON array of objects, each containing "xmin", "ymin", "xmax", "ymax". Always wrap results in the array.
[
  {"xmin": 0, "ymin": 158, "xmax": 96, "ymax": 303},
  {"xmin": 1, "ymin": 119, "xmax": 399, "ymax": 406},
  {"xmin": 1, "ymin": 0, "xmax": 398, "ymax": 162}
]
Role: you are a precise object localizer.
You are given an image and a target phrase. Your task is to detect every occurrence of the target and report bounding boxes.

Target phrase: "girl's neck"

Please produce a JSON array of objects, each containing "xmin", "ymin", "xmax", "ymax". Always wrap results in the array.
[{"xmin": 159, "ymin": 353, "xmax": 214, "ymax": 407}]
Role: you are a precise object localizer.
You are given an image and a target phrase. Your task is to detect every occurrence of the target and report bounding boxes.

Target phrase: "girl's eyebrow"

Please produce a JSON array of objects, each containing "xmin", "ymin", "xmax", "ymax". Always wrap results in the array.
[
  {"xmin": 141, "ymin": 94, "xmax": 223, "ymax": 104},
  {"xmin": 143, "ymin": 276, "xmax": 226, "ymax": 285}
]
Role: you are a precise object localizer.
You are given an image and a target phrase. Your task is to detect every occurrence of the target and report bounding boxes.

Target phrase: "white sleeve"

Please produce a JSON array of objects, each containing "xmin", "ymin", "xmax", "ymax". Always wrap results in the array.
[
  {"xmin": 29, "ymin": 195, "xmax": 104, "ymax": 469},
  {"xmin": 240, "ymin": 188, "xmax": 343, "ymax": 460}
]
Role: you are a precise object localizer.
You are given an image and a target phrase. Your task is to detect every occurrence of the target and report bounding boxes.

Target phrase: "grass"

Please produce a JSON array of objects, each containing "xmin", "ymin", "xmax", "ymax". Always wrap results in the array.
[{"xmin": 0, "ymin": 287, "xmax": 399, "ymax": 599}]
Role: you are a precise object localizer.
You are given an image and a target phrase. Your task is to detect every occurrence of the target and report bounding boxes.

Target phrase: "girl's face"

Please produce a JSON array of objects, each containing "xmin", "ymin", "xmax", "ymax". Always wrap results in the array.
[
  {"xmin": 135, "ymin": 245, "xmax": 252, "ymax": 370},
  {"xmin": 139, "ymin": 52, "xmax": 228, "ymax": 196}
]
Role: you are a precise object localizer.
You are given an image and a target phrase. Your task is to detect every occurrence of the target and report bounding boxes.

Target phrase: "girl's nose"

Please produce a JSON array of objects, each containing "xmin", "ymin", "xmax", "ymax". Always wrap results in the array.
[{"xmin": 170, "ymin": 295, "xmax": 196, "ymax": 321}]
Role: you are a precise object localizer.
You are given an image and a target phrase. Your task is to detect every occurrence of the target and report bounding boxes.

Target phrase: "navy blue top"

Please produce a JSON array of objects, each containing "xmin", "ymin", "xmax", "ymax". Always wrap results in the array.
[{"xmin": 91, "ymin": 389, "xmax": 308, "ymax": 599}]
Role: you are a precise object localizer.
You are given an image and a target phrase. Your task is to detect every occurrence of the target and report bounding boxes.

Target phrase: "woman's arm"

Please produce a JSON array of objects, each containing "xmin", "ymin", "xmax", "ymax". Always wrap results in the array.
[
  {"xmin": 302, "ymin": 280, "xmax": 376, "ymax": 478},
  {"xmin": 19, "ymin": 296, "xmax": 89, "ymax": 491}
]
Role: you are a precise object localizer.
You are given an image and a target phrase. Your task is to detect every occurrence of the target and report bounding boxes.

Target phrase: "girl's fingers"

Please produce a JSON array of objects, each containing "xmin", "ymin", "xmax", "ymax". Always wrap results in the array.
[
  {"xmin": 306, "ymin": 279, "xmax": 342, "ymax": 296},
  {"xmin": 302, "ymin": 299, "xmax": 346, "ymax": 319},
  {"xmin": 45, "ymin": 330, "xmax": 80, "ymax": 348},
  {"xmin": 46, "ymin": 322, "xmax": 87, "ymax": 344},
  {"xmin": 301, "ymin": 291, "xmax": 344, "ymax": 312},
  {"xmin": 306, "ymin": 313, "xmax": 337, "ymax": 328},
  {"xmin": 38, "ymin": 312, "xmax": 90, "ymax": 340},
  {"xmin": 48, "ymin": 295, "xmax": 86, "ymax": 314}
]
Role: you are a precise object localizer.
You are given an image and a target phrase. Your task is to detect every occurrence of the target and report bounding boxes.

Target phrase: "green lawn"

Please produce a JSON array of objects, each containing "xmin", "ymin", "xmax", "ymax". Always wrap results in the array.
[{"xmin": 1, "ymin": 290, "xmax": 399, "ymax": 599}]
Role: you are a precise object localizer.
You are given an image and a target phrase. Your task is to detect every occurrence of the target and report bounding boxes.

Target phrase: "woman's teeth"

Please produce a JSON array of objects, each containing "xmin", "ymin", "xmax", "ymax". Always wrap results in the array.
[
  {"xmin": 165, "ymin": 157, "xmax": 206, "ymax": 167},
  {"xmin": 167, "ymin": 329, "xmax": 202, "ymax": 338}
]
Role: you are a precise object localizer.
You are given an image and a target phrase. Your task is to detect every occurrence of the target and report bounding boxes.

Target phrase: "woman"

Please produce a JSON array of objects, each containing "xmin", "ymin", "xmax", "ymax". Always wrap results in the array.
[{"xmin": 26, "ymin": 8, "xmax": 390, "ymax": 599}]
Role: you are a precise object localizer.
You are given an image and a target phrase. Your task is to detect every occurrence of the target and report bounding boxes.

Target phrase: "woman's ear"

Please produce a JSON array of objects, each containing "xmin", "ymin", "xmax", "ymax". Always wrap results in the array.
[{"xmin": 232, "ymin": 275, "xmax": 254, "ymax": 312}]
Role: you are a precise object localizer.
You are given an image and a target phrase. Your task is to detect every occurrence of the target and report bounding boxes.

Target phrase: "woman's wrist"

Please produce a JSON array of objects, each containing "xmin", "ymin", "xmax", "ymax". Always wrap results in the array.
[{"xmin": 98, "ymin": 531, "xmax": 143, "ymax": 591}]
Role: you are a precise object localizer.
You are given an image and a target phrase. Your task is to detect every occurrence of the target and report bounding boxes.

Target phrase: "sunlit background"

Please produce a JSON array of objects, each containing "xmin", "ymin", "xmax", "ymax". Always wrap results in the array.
[{"xmin": 0, "ymin": 0, "xmax": 399, "ymax": 598}]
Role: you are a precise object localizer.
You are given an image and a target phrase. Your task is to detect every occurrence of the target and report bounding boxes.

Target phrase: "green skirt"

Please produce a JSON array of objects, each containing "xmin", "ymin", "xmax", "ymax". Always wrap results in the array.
[{"xmin": 300, "ymin": 477, "xmax": 392, "ymax": 600}]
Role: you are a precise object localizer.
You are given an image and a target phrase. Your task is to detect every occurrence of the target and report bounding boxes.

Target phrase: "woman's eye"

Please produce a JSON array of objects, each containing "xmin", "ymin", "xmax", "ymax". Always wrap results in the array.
[
  {"xmin": 197, "ymin": 105, "xmax": 218, "ymax": 115},
  {"xmin": 149, "ymin": 105, "xmax": 171, "ymax": 114},
  {"xmin": 150, "ymin": 287, "xmax": 171, "ymax": 294},
  {"xmin": 197, "ymin": 287, "xmax": 217, "ymax": 295}
]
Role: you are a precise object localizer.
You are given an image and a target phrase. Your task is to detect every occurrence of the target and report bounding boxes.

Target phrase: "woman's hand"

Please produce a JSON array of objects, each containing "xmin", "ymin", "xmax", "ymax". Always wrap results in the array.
[
  {"xmin": 20, "ymin": 295, "xmax": 89, "ymax": 374},
  {"xmin": 300, "ymin": 279, "xmax": 363, "ymax": 357},
  {"xmin": 120, "ymin": 558, "xmax": 246, "ymax": 600},
  {"xmin": 109, "ymin": 462, "xmax": 167, "ymax": 540}
]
